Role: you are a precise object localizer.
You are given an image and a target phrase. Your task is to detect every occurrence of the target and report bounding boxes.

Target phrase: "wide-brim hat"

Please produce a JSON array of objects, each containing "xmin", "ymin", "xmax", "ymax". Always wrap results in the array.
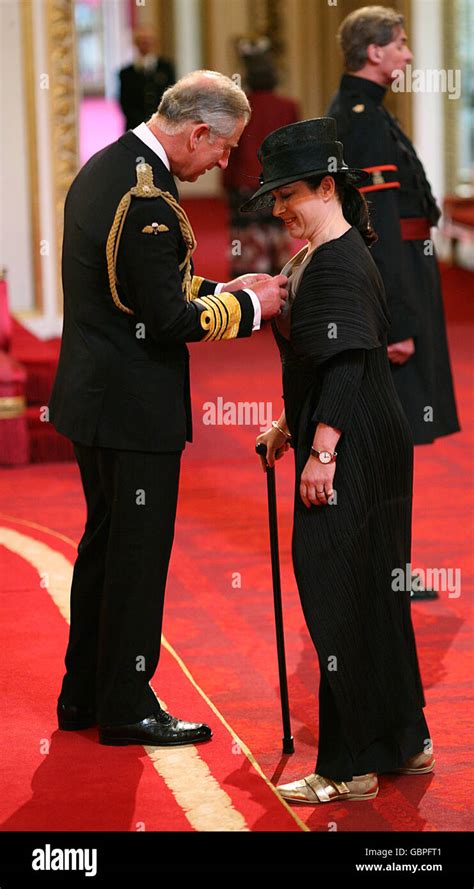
[{"xmin": 240, "ymin": 117, "xmax": 369, "ymax": 213}]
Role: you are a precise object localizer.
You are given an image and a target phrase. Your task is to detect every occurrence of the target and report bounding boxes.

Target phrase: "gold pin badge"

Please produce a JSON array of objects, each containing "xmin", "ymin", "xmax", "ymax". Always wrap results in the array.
[
  {"xmin": 352, "ymin": 103, "xmax": 365, "ymax": 113},
  {"xmin": 142, "ymin": 222, "xmax": 169, "ymax": 234}
]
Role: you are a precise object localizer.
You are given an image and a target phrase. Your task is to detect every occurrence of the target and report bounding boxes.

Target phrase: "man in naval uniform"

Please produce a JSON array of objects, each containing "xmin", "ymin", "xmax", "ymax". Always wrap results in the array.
[
  {"xmin": 49, "ymin": 71, "xmax": 288, "ymax": 746},
  {"xmin": 327, "ymin": 6, "xmax": 460, "ymax": 600}
]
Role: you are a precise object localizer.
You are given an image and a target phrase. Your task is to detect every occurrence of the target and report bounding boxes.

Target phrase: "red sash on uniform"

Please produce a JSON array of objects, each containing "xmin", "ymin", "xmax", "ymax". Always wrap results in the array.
[{"xmin": 399, "ymin": 218, "xmax": 431, "ymax": 240}]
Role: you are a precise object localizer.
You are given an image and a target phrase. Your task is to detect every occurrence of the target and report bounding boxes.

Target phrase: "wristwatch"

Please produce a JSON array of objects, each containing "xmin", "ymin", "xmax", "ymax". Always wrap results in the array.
[{"xmin": 310, "ymin": 448, "xmax": 337, "ymax": 464}]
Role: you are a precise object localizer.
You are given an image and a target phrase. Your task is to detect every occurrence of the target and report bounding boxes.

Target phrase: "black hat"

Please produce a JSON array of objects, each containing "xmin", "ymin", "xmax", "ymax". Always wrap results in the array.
[{"xmin": 240, "ymin": 117, "xmax": 369, "ymax": 213}]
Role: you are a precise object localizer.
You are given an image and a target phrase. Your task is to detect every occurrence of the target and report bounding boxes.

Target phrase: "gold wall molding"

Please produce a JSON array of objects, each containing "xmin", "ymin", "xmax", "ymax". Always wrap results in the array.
[
  {"xmin": 442, "ymin": 0, "xmax": 459, "ymax": 194},
  {"xmin": 20, "ymin": 0, "xmax": 43, "ymax": 312},
  {"xmin": 46, "ymin": 0, "xmax": 79, "ymax": 313},
  {"xmin": 202, "ymin": 0, "xmax": 249, "ymax": 76}
]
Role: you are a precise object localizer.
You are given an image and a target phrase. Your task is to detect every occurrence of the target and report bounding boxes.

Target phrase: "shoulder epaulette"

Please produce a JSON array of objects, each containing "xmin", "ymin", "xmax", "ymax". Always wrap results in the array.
[{"xmin": 106, "ymin": 163, "xmax": 197, "ymax": 314}]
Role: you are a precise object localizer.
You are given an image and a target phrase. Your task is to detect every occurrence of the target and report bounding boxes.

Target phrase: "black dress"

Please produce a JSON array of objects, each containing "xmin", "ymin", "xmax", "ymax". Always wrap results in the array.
[{"xmin": 273, "ymin": 227, "xmax": 432, "ymax": 781}]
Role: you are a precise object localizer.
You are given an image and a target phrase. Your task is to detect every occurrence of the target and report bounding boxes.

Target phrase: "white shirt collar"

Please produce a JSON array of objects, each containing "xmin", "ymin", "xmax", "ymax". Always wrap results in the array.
[
  {"xmin": 134, "ymin": 53, "xmax": 158, "ymax": 72},
  {"xmin": 132, "ymin": 122, "xmax": 170, "ymax": 172}
]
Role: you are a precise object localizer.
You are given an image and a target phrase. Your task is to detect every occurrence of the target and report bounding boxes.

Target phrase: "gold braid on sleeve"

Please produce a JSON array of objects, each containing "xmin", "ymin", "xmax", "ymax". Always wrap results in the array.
[
  {"xmin": 194, "ymin": 293, "xmax": 242, "ymax": 341},
  {"xmin": 106, "ymin": 162, "xmax": 197, "ymax": 314}
]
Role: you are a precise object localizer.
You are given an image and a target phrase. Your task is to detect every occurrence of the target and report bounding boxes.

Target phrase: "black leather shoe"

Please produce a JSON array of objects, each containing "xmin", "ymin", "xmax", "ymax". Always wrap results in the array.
[
  {"xmin": 58, "ymin": 703, "xmax": 97, "ymax": 731},
  {"xmin": 99, "ymin": 710, "xmax": 212, "ymax": 747}
]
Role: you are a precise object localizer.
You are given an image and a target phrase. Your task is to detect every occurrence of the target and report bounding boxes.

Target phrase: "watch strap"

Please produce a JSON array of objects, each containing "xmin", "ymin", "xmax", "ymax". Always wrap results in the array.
[{"xmin": 310, "ymin": 448, "xmax": 337, "ymax": 463}]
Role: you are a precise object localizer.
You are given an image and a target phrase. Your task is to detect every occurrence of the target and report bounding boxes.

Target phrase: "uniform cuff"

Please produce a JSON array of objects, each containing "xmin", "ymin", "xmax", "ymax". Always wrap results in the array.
[
  {"xmin": 215, "ymin": 283, "xmax": 260, "ymax": 330},
  {"xmin": 243, "ymin": 288, "xmax": 261, "ymax": 331}
]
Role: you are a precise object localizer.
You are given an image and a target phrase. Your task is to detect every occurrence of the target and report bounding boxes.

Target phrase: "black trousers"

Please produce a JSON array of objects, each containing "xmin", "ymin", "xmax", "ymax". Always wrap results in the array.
[{"xmin": 58, "ymin": 443, "xmax": 181, "ymax": 725}]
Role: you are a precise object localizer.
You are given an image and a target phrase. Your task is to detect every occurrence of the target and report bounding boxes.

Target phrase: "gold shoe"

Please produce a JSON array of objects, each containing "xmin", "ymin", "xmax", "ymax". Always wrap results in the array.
[
  {"xmin": 392, "ymin": 751, "xmax": 436, "ymax": 775},
  {"xmin": 277, "ymin": 772, "xmax": 379, "ymax": 804}
]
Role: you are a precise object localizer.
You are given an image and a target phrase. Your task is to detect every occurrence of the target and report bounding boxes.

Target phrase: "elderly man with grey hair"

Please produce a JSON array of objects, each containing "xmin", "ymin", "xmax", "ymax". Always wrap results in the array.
[{"xmin": 50, "ymin": 70, "xmax": 288, "ymax": 747}]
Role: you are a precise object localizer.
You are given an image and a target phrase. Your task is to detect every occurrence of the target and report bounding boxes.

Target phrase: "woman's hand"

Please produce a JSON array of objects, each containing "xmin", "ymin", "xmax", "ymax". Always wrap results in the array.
[
  {"xmin": 222, "ymin": 273, "xmax": 272, "ymax": 292},
  {"xmin": 300, "ymin": 457, "xmax": 336, "ymax": 507},
  {"xmin": 256, "ymin": 426, "xmax": 290, "ymax": 472}
]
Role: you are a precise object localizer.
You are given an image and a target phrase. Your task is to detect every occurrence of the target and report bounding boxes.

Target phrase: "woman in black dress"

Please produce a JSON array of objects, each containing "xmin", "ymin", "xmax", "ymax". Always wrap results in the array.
[{"xmin": 242, "ymin": 119, "xmax": 435, "ymax": 804}]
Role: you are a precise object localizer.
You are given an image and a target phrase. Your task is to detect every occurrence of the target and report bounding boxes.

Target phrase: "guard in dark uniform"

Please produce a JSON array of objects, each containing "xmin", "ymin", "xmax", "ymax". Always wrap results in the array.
[
  {"xmin": 327, "ymin": 28, "xmax": 460, "ymax": 447},
  {"xmin": 49, "ymin": 71, "xmax": 288, "ymax": 745},
  {"xmin": 327, "ymin": 7, "xmax": 460, "ymax": 600}
]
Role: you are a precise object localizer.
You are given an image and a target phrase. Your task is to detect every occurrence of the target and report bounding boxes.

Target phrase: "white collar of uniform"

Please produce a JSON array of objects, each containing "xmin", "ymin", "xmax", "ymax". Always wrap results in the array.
[{"xmin": 132, "ymin": 122, "xmax": 170, "ymax": 172}]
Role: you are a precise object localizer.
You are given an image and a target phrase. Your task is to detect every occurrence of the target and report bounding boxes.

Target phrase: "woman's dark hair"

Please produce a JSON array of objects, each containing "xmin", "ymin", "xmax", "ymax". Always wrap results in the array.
[{"xmin": 304, "ymin": 173, "xmax": 378, "ymax": 246}]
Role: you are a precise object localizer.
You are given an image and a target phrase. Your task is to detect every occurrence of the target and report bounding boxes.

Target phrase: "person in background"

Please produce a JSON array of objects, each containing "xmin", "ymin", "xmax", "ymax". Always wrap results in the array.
[
  {"xmin": 223, "ymin": 37, "xmax": 299, "ymax": 276},
  {"xmin": 119, "ymin": 27, "xmax": 175, "ymax": 131},
  {"xmin": 327, "ymin": 6, "xmax": 460, "ymax": 600}
]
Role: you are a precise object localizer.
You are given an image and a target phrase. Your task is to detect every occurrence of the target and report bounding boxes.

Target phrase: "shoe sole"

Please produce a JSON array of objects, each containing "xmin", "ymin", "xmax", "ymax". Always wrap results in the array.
[
  {"xmin": 279, "ymin": 787, "xmax": 379, "ymax": 804},
  {"xmin": 58, "ymin": 720, "xmax": 97, "ymax": 731},
  {"xmin": 99, "ymin": 733, "xmax": 213, "ymax": 746},
  {"xmin": 392, "ymin": 759, "xmax": 435, "ymax": 775}
]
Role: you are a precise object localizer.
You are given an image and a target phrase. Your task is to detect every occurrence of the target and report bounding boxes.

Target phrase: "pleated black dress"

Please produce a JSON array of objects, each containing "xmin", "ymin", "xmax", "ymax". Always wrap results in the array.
[{"xmin": 273, "ymin": 227, "xmax": 432, "ymax": 781}]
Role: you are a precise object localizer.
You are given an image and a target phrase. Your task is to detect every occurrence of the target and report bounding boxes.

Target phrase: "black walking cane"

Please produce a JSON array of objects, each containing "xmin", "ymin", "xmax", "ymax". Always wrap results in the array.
[{"xmin": 256, "ymin": 441, "xmax": 294, "ymax": 755}]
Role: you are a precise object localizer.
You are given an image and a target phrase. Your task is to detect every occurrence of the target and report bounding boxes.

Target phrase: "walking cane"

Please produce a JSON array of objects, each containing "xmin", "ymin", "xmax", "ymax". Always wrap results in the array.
[{"xmin": 255, "ymin": 442, "xmax": 294, "ymax": 755}]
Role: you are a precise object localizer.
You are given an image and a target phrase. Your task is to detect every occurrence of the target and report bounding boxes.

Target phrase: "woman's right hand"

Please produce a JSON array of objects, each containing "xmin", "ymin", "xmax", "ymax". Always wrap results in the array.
[{"xmin": 256, "ymin": 426, "xmax": 290, "ymax": 471}]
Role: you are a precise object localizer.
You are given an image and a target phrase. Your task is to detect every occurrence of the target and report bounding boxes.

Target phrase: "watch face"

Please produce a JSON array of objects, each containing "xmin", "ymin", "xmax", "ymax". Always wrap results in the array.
[{"xmin": 319, "ymin": 451, "xmax": 332, "ymax": 464}]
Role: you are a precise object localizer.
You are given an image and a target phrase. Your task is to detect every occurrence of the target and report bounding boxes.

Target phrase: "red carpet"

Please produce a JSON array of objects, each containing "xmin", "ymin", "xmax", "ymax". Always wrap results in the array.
[{"xmin": 1, "ymin": 249, "xmax": 472, "ymax": 832}]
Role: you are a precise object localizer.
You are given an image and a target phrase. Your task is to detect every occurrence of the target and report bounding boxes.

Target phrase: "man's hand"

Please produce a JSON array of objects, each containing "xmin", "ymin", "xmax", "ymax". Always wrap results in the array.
[
  {"xmin": 222, "ymin": 273, "xmax": 272, "ymax": 292},
  {"xmin": 387, "ymin": 338, "xmax": 415, "ymax": 365},
  {"xmin": 252, "ymin": 275, "xmax": 289, "ymax": 320}
]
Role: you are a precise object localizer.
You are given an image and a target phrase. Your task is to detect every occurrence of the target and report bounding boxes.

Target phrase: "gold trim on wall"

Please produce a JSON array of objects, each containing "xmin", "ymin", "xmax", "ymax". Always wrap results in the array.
[
  {"xmin": 45, "ymin": 0, "xmax": 79, "ymax": 314},
  {"xmin": 442, "ymin": 0, "xmax": 458, "ymax": 194},
  {"xmin": 385, "ymin": 0, "xmax": 412, "ymax": 138},
  {"xmin": 157, "ymin": 0, "xmax": 176, "ymax": 61},
  {"xmin": 201, "ymin": 0, "xmax": 211, "ymax": 69},
  {"xmin": 20, "ymin": 0, "xmax": 43, "ymax": 313}
]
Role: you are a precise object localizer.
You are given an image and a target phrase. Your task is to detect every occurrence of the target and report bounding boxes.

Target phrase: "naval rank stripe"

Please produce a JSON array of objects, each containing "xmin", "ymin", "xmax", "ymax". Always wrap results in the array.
[
  {"xmin": 195, "ymin": 293, "xmax": 242, "ymax": 341},
  {"xmin": 189, "ymin": 275, "xmax": 205, "ymax": 301}
]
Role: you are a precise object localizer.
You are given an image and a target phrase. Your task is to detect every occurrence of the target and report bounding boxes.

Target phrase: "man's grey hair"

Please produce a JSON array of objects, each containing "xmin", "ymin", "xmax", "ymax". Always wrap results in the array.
[
  {"xmin": 338, "ymin": 6, "xmax": 405, "ymax": 72},
  {"xmin": 152, "ymin": 70, "xmax": 251, "ymax": 139}
]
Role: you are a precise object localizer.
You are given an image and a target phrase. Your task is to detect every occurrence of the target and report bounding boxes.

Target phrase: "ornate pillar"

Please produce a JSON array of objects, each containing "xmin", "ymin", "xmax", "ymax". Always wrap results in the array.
[
  {"xmin": 202, "ymin": 0, "xmax": 249, "ymax": 76},
  {"xmin": 173, "ymin": 0, "xmax": 203, "ymax": 77},
  {"xmin": 45, "ymin": 0, "xmax": 79, "ymax": 315},
  {"xmin": 442, "ymin": 0, "xmax": 459, "ymax": 195},
  {"xmin": 8, "ymin": 0, "xmax": 79, "ymax": 334},
  {"xmin": 1, "ymin": 0, "xmax": 36, "ymax": 315},
  {"xmin": 412, "ymin": 0, "xmax": 445, "ymax": 203}
]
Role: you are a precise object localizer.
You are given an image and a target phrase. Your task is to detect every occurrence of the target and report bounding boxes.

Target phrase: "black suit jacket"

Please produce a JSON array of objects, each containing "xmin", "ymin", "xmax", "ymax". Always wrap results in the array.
[
  {"xmin": 119, "ymin": 59, "xmax": 175, "ymax": 130},
  {"xmin": 49, "ymin": 131, "xmax": 255, "ymax": 452}
]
